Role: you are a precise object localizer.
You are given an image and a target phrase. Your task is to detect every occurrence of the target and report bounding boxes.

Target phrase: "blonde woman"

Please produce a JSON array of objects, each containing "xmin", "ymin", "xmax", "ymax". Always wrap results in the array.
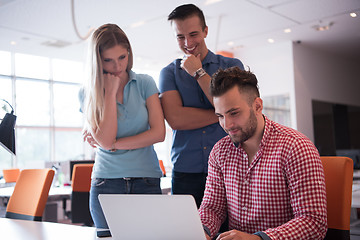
[{"xmin": 82, "ymin": 23, "xmax": 165, "ymax": 237}]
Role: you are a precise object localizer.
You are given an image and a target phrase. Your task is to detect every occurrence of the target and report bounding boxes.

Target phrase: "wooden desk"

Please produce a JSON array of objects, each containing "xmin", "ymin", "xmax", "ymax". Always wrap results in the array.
[
  {"xmin": 0, "ymin": 217, "xmax": 103, "ymax": 240},
  {"xmin": 0, "ymin": 186, "xmax": 71, "ymax": 221},
  {"xmin": 0, "ymin": 185, "xmax": 72, "ymax": 201},
  {"xmin": 0, "ymin": 178, "xmax": 170, "ymax": 198}
]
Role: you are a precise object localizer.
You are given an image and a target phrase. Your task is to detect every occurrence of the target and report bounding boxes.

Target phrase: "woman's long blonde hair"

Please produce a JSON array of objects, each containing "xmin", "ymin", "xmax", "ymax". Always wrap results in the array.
[{"xmin": 84, "ymin": 23, "xmax": 133, "ymax": 131}]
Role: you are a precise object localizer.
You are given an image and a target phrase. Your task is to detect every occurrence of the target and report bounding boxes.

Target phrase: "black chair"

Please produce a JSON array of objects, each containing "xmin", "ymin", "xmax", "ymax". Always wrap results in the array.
[{"xmin": 71, "ymin": 164, "xmax": 94, "ymax": 226}]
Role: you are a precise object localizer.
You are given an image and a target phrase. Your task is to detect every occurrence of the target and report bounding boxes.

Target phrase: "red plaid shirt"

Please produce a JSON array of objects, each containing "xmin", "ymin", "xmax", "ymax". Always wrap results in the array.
[{"xmin": 199, "ymin": 116, "xmax": 327, "ymax": 239}]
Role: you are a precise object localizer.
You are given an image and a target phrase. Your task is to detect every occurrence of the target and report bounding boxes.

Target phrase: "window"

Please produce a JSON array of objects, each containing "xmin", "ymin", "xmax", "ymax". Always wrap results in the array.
[
  {"xmin": 15, "ymin": 79, "xmax": 51, "ymax": 126},
  {"xmin": 0, "ymin": 75, "xmax": 13, "ymax": 168},
  {"xmin": 0, "ymin": 51, "xmax": 92, "ymax": 170},
  {"xmin": 262, "ymin": 94, "xmax": 291, "ymax": 127},
  {"xmin": 15, "ymin": 53, "xmax": 50, "ymax": 80},
  {"xmin": 52, "ymin": 58, "xmax": 84, "ymax": 84},
  {"xmin": 0, "ymin": 51, "xmax": 172, "ymax": 173},
  {"xmin": 0, "ymin": 51, "xmax": 11, "ymax": 75},
  {"xmin": 53, "ymin": 83, "xmax": 83, "ymax": 127}
]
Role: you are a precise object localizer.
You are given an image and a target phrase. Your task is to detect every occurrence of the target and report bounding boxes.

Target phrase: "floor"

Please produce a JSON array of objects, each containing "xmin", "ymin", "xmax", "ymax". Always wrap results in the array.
[
  {"xmin": 351, "ymin": 235, "xmax": 360, "ymax": 240},
  {"xmin": 351, "ymin": 218, "xmax": 360, "ymax": 239}
]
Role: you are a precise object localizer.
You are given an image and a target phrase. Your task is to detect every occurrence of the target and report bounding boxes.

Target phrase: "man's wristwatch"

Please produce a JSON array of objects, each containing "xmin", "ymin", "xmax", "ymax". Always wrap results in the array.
[{"xmin": 193, "ymin": 68, "xmax": 206, "ymax": 80}]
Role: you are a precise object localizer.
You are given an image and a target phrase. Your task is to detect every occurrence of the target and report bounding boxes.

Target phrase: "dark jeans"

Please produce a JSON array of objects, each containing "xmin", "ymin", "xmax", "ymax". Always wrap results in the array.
[
  {"xmin": 171, "ymin": 171, "xmax": 207, "ymax": 208},
  {"xmin": 90, "ymin": 177, "xmax": 161, "ymax": 237},
  {"xmin": 172, "ymin": 171, "xmax": 229, "ymax": 234}
]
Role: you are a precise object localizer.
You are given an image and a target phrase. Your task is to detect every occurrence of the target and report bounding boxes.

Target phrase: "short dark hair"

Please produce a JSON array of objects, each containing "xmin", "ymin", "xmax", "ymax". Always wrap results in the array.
[
  {"xmin": 168, "ymin": 4, "xmax": 207, "ymax": 30},
  {"xmin": 210, "ymin": 67, "xmax": 260, "ymax": 105}
]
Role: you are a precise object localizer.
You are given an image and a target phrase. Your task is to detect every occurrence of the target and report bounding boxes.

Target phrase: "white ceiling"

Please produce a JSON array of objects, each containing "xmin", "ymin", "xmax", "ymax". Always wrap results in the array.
[{"xmin": 0, "ymin": 0, "xmax": 359, "ymax": 72}]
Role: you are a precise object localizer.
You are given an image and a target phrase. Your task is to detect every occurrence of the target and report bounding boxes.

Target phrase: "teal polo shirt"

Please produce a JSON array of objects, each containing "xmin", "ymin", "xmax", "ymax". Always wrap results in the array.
[{"xmin": 92, "ymin": 71, "xmax": 163, "ymax": 179}]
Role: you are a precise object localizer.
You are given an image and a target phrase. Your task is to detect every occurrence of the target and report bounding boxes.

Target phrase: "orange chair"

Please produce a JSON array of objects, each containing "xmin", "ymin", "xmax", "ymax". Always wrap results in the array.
[
  {"xmin": 5, "ymin": 168, "xmax": 55, "ymax": 221},
  {"xmin": 321, "ymin": 156, "xmax": 353, "ymax": 240},
  {"xmin": 159, "ymin": 160, "xmax": 166, "ymax": 177},
  {"xmin": 2, "ymin": 168, "xmax": 20, "ymax": 183},
  {"xmin": 71, "ymin": 163, "xmax": 94, "ymax": 226}
]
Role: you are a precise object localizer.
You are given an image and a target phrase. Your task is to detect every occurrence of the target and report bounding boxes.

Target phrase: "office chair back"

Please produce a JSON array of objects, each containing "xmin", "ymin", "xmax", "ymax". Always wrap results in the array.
[
  {"xmin": 5, "ymin": 168, "xmax": 55, "ymax": 221},
  {"xmin": 2, "ymin": 168, "xmax": 20, "ymax": 183},
  {"xmin": 71, "ymin": 163, "xmax": 94, "ymax": 226},
  {"xmin": 159, "ymin": 160, "xmax": 166, "ymax": 177},
  {"xmin": 321, "ymin": 156, "xmax": 353, "ymax": 240}
]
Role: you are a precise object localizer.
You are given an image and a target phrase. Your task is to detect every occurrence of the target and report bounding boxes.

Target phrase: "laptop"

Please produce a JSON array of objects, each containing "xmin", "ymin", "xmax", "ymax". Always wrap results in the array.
[{"xmin": 98, "ymin": 194, "xmax": 206, "ymax": 240}]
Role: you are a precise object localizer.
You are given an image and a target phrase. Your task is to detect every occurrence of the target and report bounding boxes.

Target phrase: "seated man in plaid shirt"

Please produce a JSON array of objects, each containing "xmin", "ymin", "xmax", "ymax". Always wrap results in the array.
[{"xmin": 199, "ymin": 67, "xmax": 327, "ymax": 240}]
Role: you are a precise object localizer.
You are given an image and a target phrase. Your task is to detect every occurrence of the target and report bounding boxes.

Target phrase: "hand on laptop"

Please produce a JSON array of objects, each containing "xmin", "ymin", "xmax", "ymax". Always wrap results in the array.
[
  {"xmin": 214, "ymin": 230, "xmax": 261, "ymax": 240},
  {"xmin": 205, "ymin": 232, "xmax": 211, "ymax": 240}
]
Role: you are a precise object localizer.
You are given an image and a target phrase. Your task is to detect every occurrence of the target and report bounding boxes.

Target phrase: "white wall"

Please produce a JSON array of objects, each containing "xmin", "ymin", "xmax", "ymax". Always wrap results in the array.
[
  {"xmin": 293, "ymin": 43, "xmax": 360, "ymax": 142},
  {"xmin": 234, "ymin": 41, "xmax": 360, "ymax": 143},
  {"xmin": 236, "ymin": 41, "xmax": 297, "ymax": 129}
]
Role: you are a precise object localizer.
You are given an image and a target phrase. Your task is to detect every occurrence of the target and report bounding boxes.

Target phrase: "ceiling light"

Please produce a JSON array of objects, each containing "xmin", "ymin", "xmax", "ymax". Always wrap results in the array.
[
  {"xmin": 284, "ymin": 28, "xmax": 291, "ymax": 33},
  {"xmin": 204, "ymin": 0, "xmax": 223, "ymax": 5},
  {"xmin": 312, "ymin": 21, "xmax": 334, "ymax": 31},
  {"xmin": 350, "ymin": 12, "xmax": 357, "ymax": 18},
  {"xmin": 41, "ymin": 40, "xmax": 72, "ymax": 48},
  {"xmin": 231, "ymin": 45, "xmax": 244, "ymax": 50},
  {"xmin": 267, "ymin": 38, "xmax": 275, "ymax": 43},
  {"xmin": 10, "ymin": 41, "xmax": 16, "ymax": 45},
  {"xmin": 130, "ymin": 21, "xmax": 145, "ymax": 28},
  {"xmin": 227, "ymin": 41, "xmax": 234, "ymax": 46}
]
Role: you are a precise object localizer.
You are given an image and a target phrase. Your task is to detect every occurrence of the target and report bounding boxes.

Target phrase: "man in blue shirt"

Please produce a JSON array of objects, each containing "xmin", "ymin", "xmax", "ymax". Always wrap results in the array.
[{"xmin": 159, "ymin": 3, "xmax": 244, "ymax": 208}]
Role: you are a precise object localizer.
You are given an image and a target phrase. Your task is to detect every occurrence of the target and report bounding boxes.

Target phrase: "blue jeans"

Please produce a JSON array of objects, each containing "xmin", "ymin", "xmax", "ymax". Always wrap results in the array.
[
  {"xmin": 171, "ymin": 171, "xmax": 207, "ymax": 208},
  {"xmin": 89, "ymin": 177, "xmax": 161, "ymax": 236}
]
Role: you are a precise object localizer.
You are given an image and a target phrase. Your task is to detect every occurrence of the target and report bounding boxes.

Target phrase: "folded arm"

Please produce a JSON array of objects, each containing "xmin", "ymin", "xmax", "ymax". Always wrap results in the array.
[
  {"xmin": 90, "ymin": 78, "xmax": 119, "ymax": 149},
  {"xmin": 160, "ymin": 90, "xmax": 218, "ymax": 130},
  {"xmin": 112, "ymin": 93, "xmax": 165, "ymax": 150}
]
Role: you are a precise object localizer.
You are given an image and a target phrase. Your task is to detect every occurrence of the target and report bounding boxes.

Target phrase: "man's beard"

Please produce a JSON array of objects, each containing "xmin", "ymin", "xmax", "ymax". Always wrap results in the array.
[{"xmin": 228, "ymin": 109, "xmax": 257, "ymax": 145}]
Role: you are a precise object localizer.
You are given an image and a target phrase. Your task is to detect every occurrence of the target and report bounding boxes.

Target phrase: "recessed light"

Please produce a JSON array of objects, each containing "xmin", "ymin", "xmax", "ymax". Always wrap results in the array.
[
  {"xmin": 10, "ymin": 41, "xmax": 16, "ymax": 45},
  {"xmin": 130, "ymin": 21, "xmax": 145, "ymax": 28},
  {"xmin": 204, "ymin": 0, "xmax": 223, "ymax": 6},
  {"xmin": 267, "ymin": 38, "xmax": 275, "ymax": 43},
  {"xmin": 312, "ymin": 21, "xmax": 334, "ymax": 31},
  {"xmin": 284, "ymin": 28, "xmax": 291, "ymax": 33},
  {"xmin": 231, "ymin": 45, "xmax": 244, "ymax": 50},
  {"xmin": 350, "ymin": 12, "xmax": 357, "ymax": 18},
  {"xmin": 227, "ymin": 41, "xmax": 234, "ymax": 46}
]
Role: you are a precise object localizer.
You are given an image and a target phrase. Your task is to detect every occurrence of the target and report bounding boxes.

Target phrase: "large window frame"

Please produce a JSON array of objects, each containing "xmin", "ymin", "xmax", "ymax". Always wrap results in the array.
[
  {"xmin": 0, "ymin": 51, "xmax": 173, "ymax": 177},
  {"xmin": 0, "ymin": 51, "xmax": 92, "ymax": 171}
]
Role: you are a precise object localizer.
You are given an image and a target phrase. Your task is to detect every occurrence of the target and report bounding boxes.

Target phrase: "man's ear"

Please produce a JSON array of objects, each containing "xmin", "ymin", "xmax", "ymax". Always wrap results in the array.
[
  {"xmin": 203, "ymin": 26, "xmax": 208, "ymax": 38},
  {"xmin": 254, "ymin": 97, "xmax": 263, "ymax": 113}
]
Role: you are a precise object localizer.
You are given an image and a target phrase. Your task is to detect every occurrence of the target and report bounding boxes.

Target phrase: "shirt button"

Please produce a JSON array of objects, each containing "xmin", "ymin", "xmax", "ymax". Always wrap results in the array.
[
  {"xmin": 242, "ymin": 206, "xmax": 247, "ymax": 211},
  {"xmin": 203, "ymin": 131, "xmax": 206, "ymax": 134},
  {"xmin": 203, "ymin": 147, "xmax": 207, "ymax": 150}
]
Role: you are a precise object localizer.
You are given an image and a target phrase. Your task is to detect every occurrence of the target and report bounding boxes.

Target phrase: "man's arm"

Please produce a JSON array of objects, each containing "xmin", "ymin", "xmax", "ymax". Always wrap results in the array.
[
  {"xmin": 262, "ymin": 138, "xmax": 328, "ymax": 239},
  {"xmin": 160, "ymin": 90, "xmax": 218, "ymax": 130},
  {"xmin": 181, "ymin": 54, "xmax": 214, "ymax": 105},
  {"xmin": 198, "ymin": 146, "xmax": 228, "ymax": 238}
]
